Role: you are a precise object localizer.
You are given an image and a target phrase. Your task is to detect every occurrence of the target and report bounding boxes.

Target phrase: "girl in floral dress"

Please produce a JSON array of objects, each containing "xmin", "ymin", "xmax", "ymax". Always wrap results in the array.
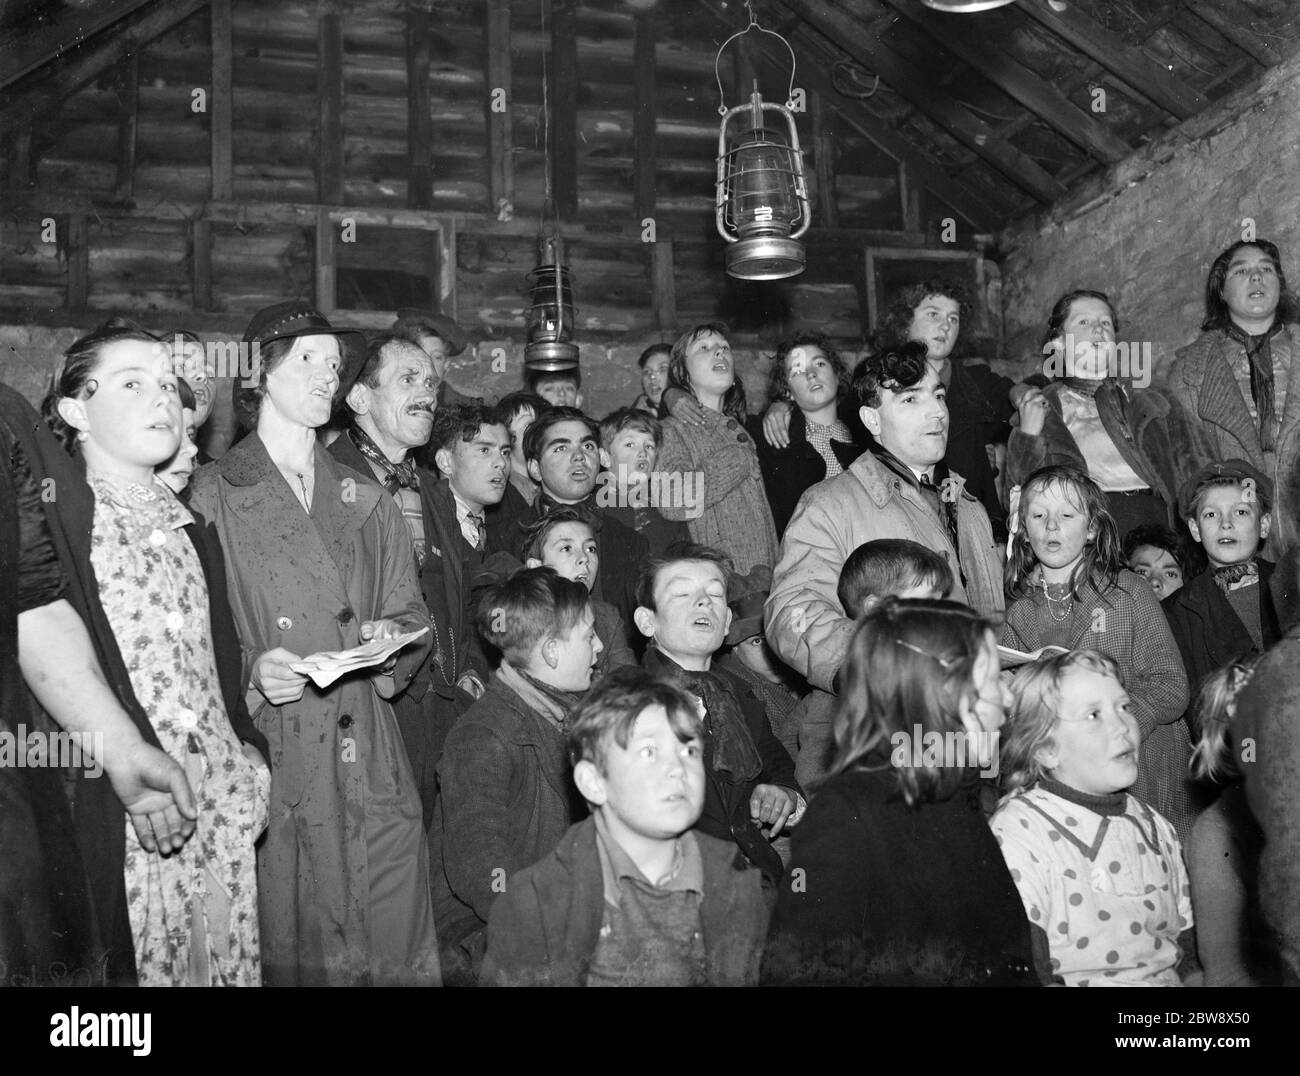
[{"xmin": 47, "ymin": 326, "xmax": 269, "ymax": 985}]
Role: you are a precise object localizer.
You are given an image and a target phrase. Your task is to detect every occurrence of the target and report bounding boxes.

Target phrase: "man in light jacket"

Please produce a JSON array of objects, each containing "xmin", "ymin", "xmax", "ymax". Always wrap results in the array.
[{"xmin": 766, "ymin": 341, "xmax": 1004, "ymax": 693}]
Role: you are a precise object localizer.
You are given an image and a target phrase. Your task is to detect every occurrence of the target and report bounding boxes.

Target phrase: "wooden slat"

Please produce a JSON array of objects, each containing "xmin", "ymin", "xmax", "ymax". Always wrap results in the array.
[
  {"xmin": 114, "ymin": 45, "xmax": 140, "ymax": 201},
  {"xmin": 780, "ymin": 0, "xmax": 1065, "ymax": 205},
  {"xmin": 190, "ymin": 218, "xmax": 212, "ymax": 310},
  {"xmin": 811, "ymin": 93, "xmax": 838, "ymax": 229},
  {"xmin": 897, "ymin": 160, "xmax": 921, "ymax": 234},
  {"xmin": 550, "ymin": 0, "xmax": 579, "ymax": 217},
  {"xmin": 883, "ymin": 0, "xmax": 1133, "ymax": 165},
  {"xmin": 406, "ymin": 6, "xmax": 433, "ymax": 210},
  {"xmin": 210, "ymin": 0, "xmax": 233, "ymax": 201},
  {"xmin": 650, "ymin": 239, "xmax": 676, "ymax": 332},
  {"xmin": 1017, "ymin": 0, "xmax": 1205, "ymax": 119},
  {"xmin": 66, "ymin": 212, "xmax": 88, "ymax": 310},
  {"xmin": 1187, "ymin": 3, "xmax": 1280, "ymax": 68},
  {"xmin": 698, "ymin": 0, "xmax": 1008, "ymax": 230},
  {"xmin": 633, "ymin": 12, "xmax": 657, "ymax": 223},
  {"xmin": 484, "ymin": 0, "xmax": 514, "ymax": 216},
  {"xmin": 317, "ymin": 14, "xmax": 344, "ymax": 205}
]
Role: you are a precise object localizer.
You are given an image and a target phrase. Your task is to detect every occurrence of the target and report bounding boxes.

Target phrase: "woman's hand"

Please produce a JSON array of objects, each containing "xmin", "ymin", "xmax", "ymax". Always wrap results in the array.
[
  {"xmin": 108, "ymin": 739, "xmax": 199, "ymax": 855},
  {"xmin": 1017, "ymin": 387, "xmax": 1049, "ymax": 437},
  {"xmin": 762, "ymin": 400, "xmax": 794, "ymax": 449},
  {"xmin": 252, "ymin": 647, "xmax": 309, "ymax": 705},
  {"xmin": 360, "ymin": 618, "xmax": 405, "ymax": 643},
  {"xmin": 750, "ymin": 783, "xmax": 799, "ymax": 836}
]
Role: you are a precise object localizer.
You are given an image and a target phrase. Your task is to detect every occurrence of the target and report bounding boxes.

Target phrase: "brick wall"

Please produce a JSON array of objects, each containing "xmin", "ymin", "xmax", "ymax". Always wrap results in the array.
[{"xmin": 998, "ymin": 51, "xmax": 1300, "ymax": 382}]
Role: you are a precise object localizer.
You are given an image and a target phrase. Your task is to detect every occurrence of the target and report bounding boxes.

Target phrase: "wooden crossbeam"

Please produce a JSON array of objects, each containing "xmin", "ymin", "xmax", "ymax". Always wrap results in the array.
[
  {"xmin": 1187, "ymin": 2, "xmax": 1281, "ymax": 68},
  {"xmin": 779, "ymin": 0, "xmax": 1066, "ymax": 204},
  {"xmin": 1017, "ymin": 0, "xmax": 1204, "ymax": 119},
  {"xmin": 882, "ymin": 0, "xmax": 1133, "ymax": 165}
]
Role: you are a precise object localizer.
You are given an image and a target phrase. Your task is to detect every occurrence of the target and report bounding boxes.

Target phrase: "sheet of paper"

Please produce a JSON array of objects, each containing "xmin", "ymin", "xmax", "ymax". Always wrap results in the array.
[
  {"xmin": 289, "ymin": 627, "xmax": 429, "ymax": 689},
  {"xmin": 997, "ymin": 643, "xmax": 1069, "ymax": 669}
]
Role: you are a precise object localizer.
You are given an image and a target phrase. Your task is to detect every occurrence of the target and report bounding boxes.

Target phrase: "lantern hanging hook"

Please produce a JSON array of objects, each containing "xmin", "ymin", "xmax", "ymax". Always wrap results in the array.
[{"xmin": 714, "ymin": 3, "xmax": 798, "ymax": 115}]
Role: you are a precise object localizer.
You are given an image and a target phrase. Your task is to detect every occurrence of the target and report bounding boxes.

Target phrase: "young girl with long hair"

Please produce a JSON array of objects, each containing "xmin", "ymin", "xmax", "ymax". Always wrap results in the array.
[
  {"xmin": 993, "ymin": 650, "xmax": 1195, "ymax": 986},
  {"xmin": 764, "ymin": 598, "xmax": 1037, "ymax": 986},
  {"xmin": 44, "ymin": 322, "xmax": 270, "ymax": 986},
  {"xmin": 1002, "ymin": 465, "xmax": 1191, "ymax": 839},
  {"xmin": 653, "ymin": 323, "xmax": 778, "ymax": 574}
]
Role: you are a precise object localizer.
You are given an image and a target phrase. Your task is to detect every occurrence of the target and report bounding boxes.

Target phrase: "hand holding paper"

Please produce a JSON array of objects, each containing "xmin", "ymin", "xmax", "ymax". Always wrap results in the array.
[{"xmin": 289, "ymin": 627, "xmax": 429, "ymax": 689}]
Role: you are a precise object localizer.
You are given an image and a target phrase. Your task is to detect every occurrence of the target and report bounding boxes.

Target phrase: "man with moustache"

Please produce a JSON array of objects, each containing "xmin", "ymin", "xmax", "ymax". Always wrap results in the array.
[
  {"xmin": 766, "ymin": 342, "xmax": 1004, "ymax": 693},
  {"xmin": 392, "ymin": 308, "xmax": 482, "ymax": 411},
  {"xmin": 503, "ymin": 407, "xmax": 650, "ymax": 634},
  {"xmin": 330, "ymin": 335, "xmax": 512, "ymax": 821}
]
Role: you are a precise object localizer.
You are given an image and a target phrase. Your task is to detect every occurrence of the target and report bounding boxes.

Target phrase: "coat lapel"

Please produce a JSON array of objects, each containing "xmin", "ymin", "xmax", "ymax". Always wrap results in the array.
[{"xmin": 1195, "ymin": 336, "xmax": 1264, "ymax": 463}]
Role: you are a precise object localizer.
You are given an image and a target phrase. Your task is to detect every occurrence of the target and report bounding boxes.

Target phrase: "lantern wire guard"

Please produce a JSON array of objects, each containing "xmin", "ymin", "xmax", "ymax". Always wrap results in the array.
[
  {"xmin": 713, "ymin": 3, "xmax": 812, "ymax": 281},
  {"xmin": 525, "ymin": 0, "xmax": 579, "ymax": 373}
]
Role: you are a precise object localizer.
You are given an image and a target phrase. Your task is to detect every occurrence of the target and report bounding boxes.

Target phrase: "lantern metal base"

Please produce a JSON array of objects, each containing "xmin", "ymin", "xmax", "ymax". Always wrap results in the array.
[
  {"xmin": 725, "ymin": 235, "xmax": 806, "ymax": 281},
  {"xmin": 524, "ymin": 340, "xmax": 580, "ymax": 372}
]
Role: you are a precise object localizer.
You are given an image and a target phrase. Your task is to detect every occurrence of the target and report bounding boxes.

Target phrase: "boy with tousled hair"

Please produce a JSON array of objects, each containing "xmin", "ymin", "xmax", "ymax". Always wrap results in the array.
[
  {"xmin": 480, "ymin": 666, "xmax": 770, "ymax": 986},
  {"xmin": 428, "ymin": 567, "xmax": 603, "ymax": 984}
]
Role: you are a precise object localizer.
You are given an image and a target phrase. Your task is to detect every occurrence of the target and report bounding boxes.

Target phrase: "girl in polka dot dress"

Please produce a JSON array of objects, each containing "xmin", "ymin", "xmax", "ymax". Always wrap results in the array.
[{"xmin": 991, "ymin": 649, "xmax": 1195, "ymax": 987}]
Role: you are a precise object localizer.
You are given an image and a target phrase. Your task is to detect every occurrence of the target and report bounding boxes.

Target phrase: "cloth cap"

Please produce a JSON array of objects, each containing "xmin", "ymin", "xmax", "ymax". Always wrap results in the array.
[{"xmin": 1178, "ymin": 458, "xmax": 1273, "ymax": 519}]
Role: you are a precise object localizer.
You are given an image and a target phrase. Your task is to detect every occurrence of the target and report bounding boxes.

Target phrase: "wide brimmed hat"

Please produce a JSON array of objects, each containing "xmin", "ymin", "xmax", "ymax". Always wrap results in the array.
[
  {"xmin": 392, "ymin": 307, "xmax": 469, "ymax": 356},
  {"xmin": 242, "ymin": 299, "xmax": 367, "ymax": 393},
  {"xmin": 1177, "ymin": 458, "xmax": 1273, "ymax": 519},
  {"xmin": 725, "ymin": 564, "xmax": 774, "ymax": 646}
]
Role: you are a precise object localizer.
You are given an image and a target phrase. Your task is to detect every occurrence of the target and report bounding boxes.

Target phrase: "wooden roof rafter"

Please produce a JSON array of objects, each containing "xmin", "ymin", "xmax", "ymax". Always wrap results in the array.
[
  {"xmin": 772, "ymin": 0, "xmax": 1066, "ymax": 205},
  {"xmin": 879, "ymin": 0, "xmax": 1133, "ymax": 166}
]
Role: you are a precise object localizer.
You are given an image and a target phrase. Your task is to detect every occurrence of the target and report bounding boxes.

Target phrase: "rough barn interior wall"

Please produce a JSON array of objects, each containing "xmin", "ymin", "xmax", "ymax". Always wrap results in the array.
[{"xmin": 998, "ymin": 49, "xmax": 1300, "ymax": 383}]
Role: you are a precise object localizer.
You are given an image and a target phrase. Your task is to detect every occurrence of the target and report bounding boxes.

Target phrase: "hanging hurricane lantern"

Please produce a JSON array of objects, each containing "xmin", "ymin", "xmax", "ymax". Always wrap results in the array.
[
  {"xmin": 712, "ymin": 8, "xmax": 811, "ymax": 281},
  {"xmin": 524, "ymin": 234, "xmax": 579, "ymax": 372}
]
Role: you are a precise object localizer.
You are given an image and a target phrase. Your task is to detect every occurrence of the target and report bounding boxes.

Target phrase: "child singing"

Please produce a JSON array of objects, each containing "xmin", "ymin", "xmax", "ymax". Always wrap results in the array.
[
  {"xmin": 1002, "ymin": 465, "xmax": 1191, "ymax": 838},
  {"xmin": 993, "ymin": 650, "xmax": 1195, "ymax": 986}
]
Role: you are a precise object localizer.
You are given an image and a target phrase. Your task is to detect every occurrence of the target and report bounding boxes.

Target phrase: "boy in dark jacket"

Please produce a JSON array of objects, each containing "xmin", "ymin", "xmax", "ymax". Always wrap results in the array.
[
  {"xmin": 1164, "ymin": 460, "xmax": 1296, "ymax": 733},
  {"xmin": 429, "ymin": 568, "xmax": 603, "ymax": 984},
  {"xmin": 480, "ymin": 667, "xmax": 769, "ymax": 986},
  {"xmin": 634, "ymin": 544, "xmax": 804, "ymax": 883}
]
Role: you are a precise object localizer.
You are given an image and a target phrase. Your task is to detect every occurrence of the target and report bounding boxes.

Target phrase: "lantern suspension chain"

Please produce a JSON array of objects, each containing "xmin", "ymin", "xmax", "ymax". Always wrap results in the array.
[{"xmin": 713, "ymin": 3, "xmax": 798, "ymax": 115}]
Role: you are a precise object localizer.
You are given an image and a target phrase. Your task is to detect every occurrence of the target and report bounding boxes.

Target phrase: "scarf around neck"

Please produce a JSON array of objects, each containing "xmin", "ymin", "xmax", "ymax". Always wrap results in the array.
[
  {"xmin": 496, "ymin": 660, "xmax": 585, "ymax": 733},
  {"xmin": 644, "ymin": 646, "xmax": 762, "ymax": 784},
  {"xmin": 349, "ymin": 425, "xmax": 419, "ymax": 493},
  {"xmin": 1225, "ymin": 320, "xmax": 1280, "ymax": 453}
]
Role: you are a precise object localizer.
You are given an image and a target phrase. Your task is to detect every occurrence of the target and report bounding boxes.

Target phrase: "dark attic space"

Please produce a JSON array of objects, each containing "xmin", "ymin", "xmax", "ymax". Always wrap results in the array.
[{"xmin": 3, "ymin": 0, "xmax": 1300, "ymax": 1014}]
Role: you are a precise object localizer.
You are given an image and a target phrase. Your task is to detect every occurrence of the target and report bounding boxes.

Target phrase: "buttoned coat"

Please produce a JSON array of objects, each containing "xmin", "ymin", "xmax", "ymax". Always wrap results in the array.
[
  {"xmin": 189, "ymin": 433, "xmax": 439, "ymax": 986},
  {"xmin": 766, "ymin": 450, "xmax": 1004, "ymax": 692}
]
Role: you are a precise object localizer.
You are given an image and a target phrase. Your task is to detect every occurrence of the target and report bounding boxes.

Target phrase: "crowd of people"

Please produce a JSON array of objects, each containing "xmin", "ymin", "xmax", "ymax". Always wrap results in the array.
[{"xmin": 2, "ymin": 236, "xmax": 1298, "ymax": 988}]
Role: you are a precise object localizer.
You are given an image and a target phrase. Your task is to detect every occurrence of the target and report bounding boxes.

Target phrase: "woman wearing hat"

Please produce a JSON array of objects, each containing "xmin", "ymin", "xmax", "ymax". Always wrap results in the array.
[{"xmin": 189, "ymin": 301, "xmax": 441, "ymax": 986}]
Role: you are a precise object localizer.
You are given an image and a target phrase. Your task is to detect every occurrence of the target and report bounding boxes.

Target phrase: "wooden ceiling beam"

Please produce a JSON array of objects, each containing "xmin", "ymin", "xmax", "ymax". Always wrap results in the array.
[
  {"xmin": 0, "ymin": 0, "xmax": 209, "ymax": 140},
  {"xmin": 880, "ymin": 0, "xmax": 1132, "ymax": 165},
  {"xmin": 775, "ymin": 0, "xmax": 1065, "ymax": 204},
  {"xmin": 699, "ymin": 0, "xmax": 1008, "ymax": 231},
  {"xmin": 1016, "ymin": 0, "xmax": 1204, "ymax": 120},
  {"xmin": 0, "ymin": 0, "xmax": 157, "ymax": 91},
  {"xmin": 484, "ymin": 0, "xmax": 514, "ymax": 217},
  {"xmin": 1187, "ymin": 3, "xmax": 1281, "ymax": 68}
]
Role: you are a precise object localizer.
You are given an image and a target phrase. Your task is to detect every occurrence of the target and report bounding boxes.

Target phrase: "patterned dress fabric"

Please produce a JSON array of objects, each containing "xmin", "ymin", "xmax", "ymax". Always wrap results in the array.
[{"xmin": 89, "ymin": 476, "xmax": 268, "ymax": 987}]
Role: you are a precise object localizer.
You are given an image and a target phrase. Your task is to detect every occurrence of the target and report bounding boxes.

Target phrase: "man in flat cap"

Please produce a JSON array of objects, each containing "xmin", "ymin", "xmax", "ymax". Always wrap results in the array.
[{"xmin": 392, "ymin": 308, "xmax": 483, "ymax": 411}]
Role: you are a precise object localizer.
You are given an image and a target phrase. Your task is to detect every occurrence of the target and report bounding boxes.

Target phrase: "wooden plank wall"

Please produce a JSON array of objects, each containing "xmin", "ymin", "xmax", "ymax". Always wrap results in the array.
[{"xmin": 0, "ymin": 0, "xmax": 972, "ymax": 347}]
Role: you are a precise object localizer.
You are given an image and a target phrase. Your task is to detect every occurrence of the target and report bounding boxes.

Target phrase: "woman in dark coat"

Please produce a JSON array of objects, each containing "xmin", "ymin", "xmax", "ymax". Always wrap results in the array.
[
  {"xmin": 1009, "ymin": 289, "xmax": 1194, "ymax": 536},
  {"xmin": 188, "ymin": 301, "xmax": 440, "ymax": 986},
  {"xmin": 750, "ymin": 332, "xmax": 861, "ymax": 538}
]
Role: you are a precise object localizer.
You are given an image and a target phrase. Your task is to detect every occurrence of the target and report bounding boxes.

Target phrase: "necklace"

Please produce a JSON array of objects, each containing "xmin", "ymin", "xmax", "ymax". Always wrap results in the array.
[
  {"xmin": 1039, "ymin": 576, "xmax": 1074, "ymax": 623},
  {"xmin": 295, "ymin": 472, "xmax": 312, "ymax": 511}
]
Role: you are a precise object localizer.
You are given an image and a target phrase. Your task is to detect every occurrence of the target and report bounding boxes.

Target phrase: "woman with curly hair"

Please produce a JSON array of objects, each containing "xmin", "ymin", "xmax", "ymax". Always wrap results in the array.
[{"xmin": 751, "ymin": 331, "xmax": 862, "ymax": 537}]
